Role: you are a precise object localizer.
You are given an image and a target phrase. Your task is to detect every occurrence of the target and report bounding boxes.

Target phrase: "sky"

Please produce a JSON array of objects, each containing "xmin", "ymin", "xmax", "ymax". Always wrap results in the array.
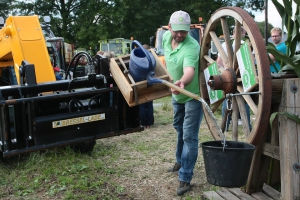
[
  {"xmin": 252, "ymin": 0, "xmax": 297, "ymax": 30},
  {"xmin": 251, "ymin": 0, "xmax": 282, "ymax": 28}
]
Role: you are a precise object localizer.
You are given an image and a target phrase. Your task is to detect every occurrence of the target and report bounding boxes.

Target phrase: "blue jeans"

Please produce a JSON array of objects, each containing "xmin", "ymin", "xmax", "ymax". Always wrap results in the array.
[
  {"xmin": 139, "ymin": 101, "xmax": 154, "ymax": 126},
  {"xmin": 222, "ymin": 100, "xmax": 252, "ymax": 131},
  {"xmin": 172, "ymin": 97, "xmax": 204, "ymax": 183}
]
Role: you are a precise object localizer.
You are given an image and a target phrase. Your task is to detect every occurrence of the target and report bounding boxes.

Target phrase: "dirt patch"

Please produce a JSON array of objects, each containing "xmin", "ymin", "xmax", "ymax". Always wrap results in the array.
[{"xmin": 99, "ymin": 121, "xmax": 216, "ymax": 199}]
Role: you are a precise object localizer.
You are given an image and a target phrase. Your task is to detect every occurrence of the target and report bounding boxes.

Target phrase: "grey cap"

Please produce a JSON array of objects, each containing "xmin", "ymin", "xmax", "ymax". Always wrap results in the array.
[{"xmin": 169, "ymin": 10, "xmax": 191, "ymax": 31}]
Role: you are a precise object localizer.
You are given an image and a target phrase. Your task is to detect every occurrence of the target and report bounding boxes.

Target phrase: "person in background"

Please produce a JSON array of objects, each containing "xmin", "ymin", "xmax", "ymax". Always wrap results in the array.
[
  {"xmin": 269, "ymin": 27, "xmax": 287, "ymax": 73},
  {"xmin": 103, "ymin": 51, "xmax": 116, "ymax": 59},
  {"xmin": 163, "ymin": 10, "xmax": 203, "ymax": 196},
  {"xmin": 139, "ymin": 44, "xmax": 154, "ymax": 129},
  {"xmin": 216, "ymin": 26, "xmax": 252, "ymax": 132},
  {"xmin": 97, "ymin": 50, "xmax": 105, "ymax": 55}
]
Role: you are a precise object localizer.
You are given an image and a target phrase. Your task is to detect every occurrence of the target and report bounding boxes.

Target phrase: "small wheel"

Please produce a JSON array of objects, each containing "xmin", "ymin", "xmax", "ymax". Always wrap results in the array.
[
  {"xmin": 70, "ymin": 140, "xmax": 96, "ymax": 153},
  {"xmin": 199, "ymin": 7, "xmax": 272, "ymax": 145}
]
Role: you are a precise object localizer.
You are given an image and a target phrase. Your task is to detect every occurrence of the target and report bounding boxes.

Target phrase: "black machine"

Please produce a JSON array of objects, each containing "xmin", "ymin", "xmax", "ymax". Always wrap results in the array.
[{"xmin": 0, "ymin": 15, "xmax": 142, "ymax": 159}]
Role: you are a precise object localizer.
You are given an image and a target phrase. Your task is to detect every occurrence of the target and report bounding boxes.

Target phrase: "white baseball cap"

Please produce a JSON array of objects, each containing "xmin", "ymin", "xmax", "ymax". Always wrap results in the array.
[{"xmin": 169, "ymin": 10, "xmax": 191, "ymax": 31}]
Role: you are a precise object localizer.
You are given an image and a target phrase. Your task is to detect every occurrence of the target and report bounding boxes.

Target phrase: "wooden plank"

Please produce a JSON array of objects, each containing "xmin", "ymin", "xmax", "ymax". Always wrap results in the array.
[
  {"xmin": 251, "ymin": 192, "xmax": 273, "ymax": 200},
  {"xmin": 150, "ymin": 48, "xmax": 172, "ymax": 78},
  {"xmin": 228, "ymin": 188, "xmax": 256, "ymax": 200},
  {"xmin": 245, "ymin": 100, "xmax": 281, "ymax": 193},
  {"xmin": 278, "ymin": 78, "xmax": 300, "ymax": 200},
  {"xmin": 216, "ymin": 188, "xmax": 240, "ymax": 200},
  {"xmin": 203, "ymin": 191, "xmax": 225, "ymax": 200},
  {"xmin": 110, "ymin": 58, "xmax": 133, "ymax": 105},
  {"xmin": 262, "ymin": 184, "xmax": 280, "ymax": 200},
  {"xmin": 262, "ymin": 143, "xmax": 280, "ymax": 160},
  {"xmin": 245, "ymin": 140, "xmax": 267, "ymax": 193},
  {"xmin": 271, "ymin": 79, "xmax": 283, "ymax": 93},
  {"xmin": 117, "ymin": 56, "xmax": 129, "ymax": 74}
]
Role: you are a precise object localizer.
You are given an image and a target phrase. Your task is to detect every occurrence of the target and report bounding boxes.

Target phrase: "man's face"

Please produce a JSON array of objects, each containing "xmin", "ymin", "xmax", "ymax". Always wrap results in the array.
[
  {"xmin": 169, "ymin": 25, "xmax": 188, "ymax": 43},
  {"xmin": 271, "ymin": 30, "xmax": 282, "ymax": 45}
]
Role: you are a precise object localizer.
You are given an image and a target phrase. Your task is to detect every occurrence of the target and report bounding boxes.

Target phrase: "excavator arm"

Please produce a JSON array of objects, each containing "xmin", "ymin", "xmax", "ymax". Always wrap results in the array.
[{"xmin": 0, "ymin": 15, "xmax": 56, "ymax": 84}]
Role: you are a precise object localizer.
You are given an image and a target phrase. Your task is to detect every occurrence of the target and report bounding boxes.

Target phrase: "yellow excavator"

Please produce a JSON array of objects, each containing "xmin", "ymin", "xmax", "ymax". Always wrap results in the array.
[
  {"xmin": 0, "ymin": 15, "xmax": 143, "ymax": 159},
  {"xmin": 0, "ymin": 15, "xmax": 56, "ymax": 84}
]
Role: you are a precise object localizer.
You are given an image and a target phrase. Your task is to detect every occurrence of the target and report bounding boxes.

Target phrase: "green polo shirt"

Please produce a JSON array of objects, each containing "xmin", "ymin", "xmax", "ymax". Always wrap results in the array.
[{"xmin": 162, "ymin": 31, "xmax": 200, "ymax": 103}]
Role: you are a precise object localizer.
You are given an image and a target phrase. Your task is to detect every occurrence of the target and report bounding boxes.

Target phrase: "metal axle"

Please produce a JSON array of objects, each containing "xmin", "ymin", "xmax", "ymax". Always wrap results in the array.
[{"xmin": 226, "ymin": 91, "xmax": 261, "ymax": 98}]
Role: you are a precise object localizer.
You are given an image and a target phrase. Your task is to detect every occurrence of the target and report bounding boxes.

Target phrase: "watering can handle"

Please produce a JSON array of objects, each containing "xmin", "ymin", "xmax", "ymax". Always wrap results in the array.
[{"xmin": 131, "ymin": 40, "xmax": 153, "ymax": 69}]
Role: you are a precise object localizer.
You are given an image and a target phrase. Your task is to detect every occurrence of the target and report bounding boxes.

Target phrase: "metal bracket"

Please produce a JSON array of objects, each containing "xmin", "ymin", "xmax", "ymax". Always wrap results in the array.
[{"xmin": 226, "ymin": 98, "xmax": 232, "ymax": 111}]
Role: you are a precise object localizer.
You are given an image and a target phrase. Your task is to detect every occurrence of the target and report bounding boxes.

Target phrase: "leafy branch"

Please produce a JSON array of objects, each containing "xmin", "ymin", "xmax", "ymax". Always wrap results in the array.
[
  {"xmin": 270, "ymin": 111, "xmax": 300, "ymax": 131},
  {"xmin": 266, "ymin": 0, "xmax": 300, "ymax": 76}
]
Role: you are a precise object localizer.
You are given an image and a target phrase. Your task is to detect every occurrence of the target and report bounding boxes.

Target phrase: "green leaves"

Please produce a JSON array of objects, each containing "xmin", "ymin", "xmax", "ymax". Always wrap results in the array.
[
  {"xmin": 268, "ymin": 0, "xmax": 300, "ymax": 135},
  {"xmin": 282, "ymin": 0, "xmax": 293, "ymax": 16},
  {"xmin": 267, "ymin": 0, "xmax": 300, "ymax": 76},
  {"xmin": 270, "ymin": 111, "xmax": 300, "ymax": 132}
]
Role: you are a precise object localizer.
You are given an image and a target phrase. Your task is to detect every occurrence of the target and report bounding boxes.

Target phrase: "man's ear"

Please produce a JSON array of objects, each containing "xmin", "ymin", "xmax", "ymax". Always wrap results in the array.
[{"xmin": 168, "ymin": 24, "xmax": 172, "ymax": 30}]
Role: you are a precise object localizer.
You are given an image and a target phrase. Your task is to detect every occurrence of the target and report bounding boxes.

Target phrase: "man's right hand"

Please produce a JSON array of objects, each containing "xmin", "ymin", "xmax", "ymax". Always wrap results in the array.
[{"xmin": 171, "ymin": 80, "xmax": 184, "ymax": 95}]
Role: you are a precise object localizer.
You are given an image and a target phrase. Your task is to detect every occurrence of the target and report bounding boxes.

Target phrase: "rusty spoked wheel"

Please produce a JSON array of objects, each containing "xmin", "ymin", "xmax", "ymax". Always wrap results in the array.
[{"xmin": 199, "ymin": 7, "xmax": 272, "ymax": 145}]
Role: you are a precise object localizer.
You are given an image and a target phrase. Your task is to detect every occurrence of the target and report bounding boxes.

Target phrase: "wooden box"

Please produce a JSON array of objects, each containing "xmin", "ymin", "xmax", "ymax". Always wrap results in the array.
[{"xmin": 110, "ymin": 49, "xmax": 173, "ymax": 107}]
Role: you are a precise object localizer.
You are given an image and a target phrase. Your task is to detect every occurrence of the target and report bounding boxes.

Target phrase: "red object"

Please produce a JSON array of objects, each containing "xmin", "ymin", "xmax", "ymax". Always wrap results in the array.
[{"xmin": 53, "ymin": 67, "xmax": 61, "ymax": 72}]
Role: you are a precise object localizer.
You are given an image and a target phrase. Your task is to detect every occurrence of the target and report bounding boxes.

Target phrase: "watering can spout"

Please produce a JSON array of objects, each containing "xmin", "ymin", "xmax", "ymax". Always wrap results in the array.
[{"xmin": 147, "ymin": 71, "xmax": 162, "ymax": 86}]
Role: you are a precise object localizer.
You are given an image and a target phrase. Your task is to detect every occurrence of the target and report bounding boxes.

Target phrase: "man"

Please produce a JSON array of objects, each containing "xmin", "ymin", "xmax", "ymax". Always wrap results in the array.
[
  {"xmin": 216, "ymin": 26, "xmax": 252, "ymax": 132},
  {"xmin": 162, "ymin": 10, "xmax": 203, "ymax": 196},
  {"xmin": 269, "ymin": 27, "xmax": 287, "ymax": 73}
]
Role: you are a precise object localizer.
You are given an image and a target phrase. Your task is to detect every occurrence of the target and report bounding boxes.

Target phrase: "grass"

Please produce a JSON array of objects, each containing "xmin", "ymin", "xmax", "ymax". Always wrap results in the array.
[
  {"xmin": 0, "ymin": 98, "xmax": 222, "ymax": 200},
  {"xmin": 153, "ymin": 95, "xmax": 171, "ymax": 105}
]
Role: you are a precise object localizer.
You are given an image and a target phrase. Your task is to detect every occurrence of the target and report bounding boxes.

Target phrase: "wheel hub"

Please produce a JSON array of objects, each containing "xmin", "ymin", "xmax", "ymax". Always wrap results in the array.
[{"xmin": 207, "ymin": 68, "xmax": 237, "ymax": 94}]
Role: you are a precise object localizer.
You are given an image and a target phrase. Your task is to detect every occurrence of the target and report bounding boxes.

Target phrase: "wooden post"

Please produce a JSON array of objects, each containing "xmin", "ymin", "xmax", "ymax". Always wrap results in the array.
[
  {"xmin": 278, "ymin": 78, "xmax": 300, "ymax": 200},
  {"xmin": 245, "ymin": 79, "xmax": 283, "ymax": 193}
]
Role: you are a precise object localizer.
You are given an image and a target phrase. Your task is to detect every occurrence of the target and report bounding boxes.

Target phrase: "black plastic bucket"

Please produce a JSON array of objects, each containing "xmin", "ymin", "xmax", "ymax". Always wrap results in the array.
[{"xmin": 201, "ymin": 140, "xmax": 255, "ymax": 187}]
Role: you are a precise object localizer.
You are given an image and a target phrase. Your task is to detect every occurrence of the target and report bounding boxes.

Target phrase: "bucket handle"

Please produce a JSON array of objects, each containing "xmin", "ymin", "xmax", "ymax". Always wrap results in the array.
[{"xmin": 131, "ymin": 40, "xmax": 154, "ymax": 70}]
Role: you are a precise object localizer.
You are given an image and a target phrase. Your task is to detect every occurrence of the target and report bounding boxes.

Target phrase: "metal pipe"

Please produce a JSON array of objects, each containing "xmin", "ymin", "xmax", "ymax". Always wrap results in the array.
[{"xmin": 226, "ymin": 91, "xmax": 261, "ymax": 97}]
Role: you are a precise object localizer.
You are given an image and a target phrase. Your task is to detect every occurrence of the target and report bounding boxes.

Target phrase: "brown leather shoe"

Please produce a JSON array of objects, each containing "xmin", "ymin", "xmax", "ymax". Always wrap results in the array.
[{"xmin": 167, "ymin": 163, "xmax": 181, "ymax": 172}]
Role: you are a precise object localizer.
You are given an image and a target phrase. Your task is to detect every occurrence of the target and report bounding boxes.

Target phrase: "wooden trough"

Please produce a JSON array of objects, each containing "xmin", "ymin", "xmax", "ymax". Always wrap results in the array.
[{"xmin": 109, "ymin": 49, "xmax": 172, "ymax": 107}]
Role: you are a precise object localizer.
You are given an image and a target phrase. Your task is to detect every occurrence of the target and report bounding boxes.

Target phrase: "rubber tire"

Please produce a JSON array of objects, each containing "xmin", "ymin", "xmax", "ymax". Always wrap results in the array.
[{"xmin": 70, "ymin": 140, "xmax": 96, "ymax": 153}]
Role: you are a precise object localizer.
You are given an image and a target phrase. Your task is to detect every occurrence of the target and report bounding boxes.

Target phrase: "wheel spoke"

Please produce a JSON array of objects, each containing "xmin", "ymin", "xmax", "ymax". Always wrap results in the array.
[
  {"xmin": 237, "ymin": 86, "xmax": 258, "ymax": 115},
  {"xmin": 204, "ymin": 55, "xmax": 215, "ymax": 64},
  {"xmin": 236, "ymin": 95, "xmax": 251, "ymax": 137},
  {"xmin": 233, "ymin": 21, "xmax": 242, "ymax": 70},
  {"xmin": 209, "ymin": 31, "xmax": 226, "ymax": 62},
  {"xmin": 220, "ymin": 18, "xmax": 234, "ymax": 69},
  {"xmin": 231, "ymin": 97, "xmax": 239, "ymax": 140}
]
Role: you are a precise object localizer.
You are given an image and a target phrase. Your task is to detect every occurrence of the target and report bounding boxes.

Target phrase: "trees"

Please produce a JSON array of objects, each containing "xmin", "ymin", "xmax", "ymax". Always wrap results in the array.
[
  {"xmin": 0, "ymin": 0, "xmax": 12, "ymax": 18},
  {"xmin": 231, "ymin": 0, "xmax": 265, "ymax": 11},
  {"xmin": 4, "ymin": 0, "xmax": 264, "ymax": 51},
  {"xmin": 256, "ymin": 21, "xmax": 274, "ymax": 39}
]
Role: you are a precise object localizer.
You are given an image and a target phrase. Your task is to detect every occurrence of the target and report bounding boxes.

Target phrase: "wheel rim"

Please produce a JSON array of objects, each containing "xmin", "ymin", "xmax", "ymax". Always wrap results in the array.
[{"xmin": 199, "ymin": 7, "xmax": 272, "ymax": 145}]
